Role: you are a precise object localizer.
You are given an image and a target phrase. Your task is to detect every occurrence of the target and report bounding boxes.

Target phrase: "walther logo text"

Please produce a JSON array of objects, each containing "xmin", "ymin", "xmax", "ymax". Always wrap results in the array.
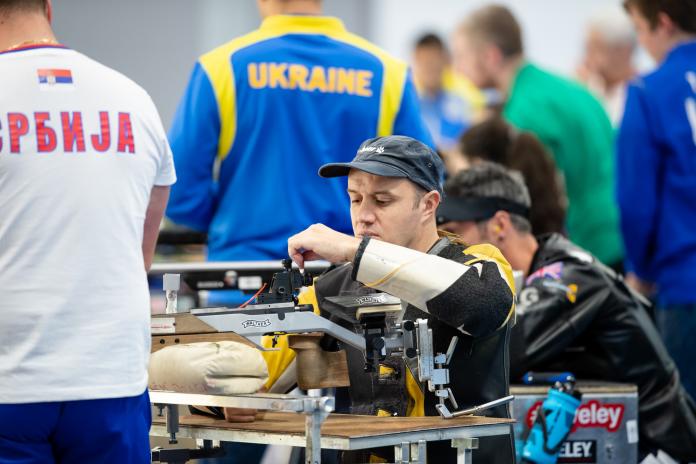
[
  {"xmin": 241, "ymin": 319, "xmax": 271, "ymax": 329},
  {"xmin": 526, "ymin": 400, "xmax": 625, "ymax": 432},
  {"xmin": 355, "ymin": 294, "xmax": 387, "ymax": 305}
]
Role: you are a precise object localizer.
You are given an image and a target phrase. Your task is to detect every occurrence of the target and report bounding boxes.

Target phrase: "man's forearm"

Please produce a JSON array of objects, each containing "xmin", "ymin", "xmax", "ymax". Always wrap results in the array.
[
  {"xmin": 353, "ymin": 238, "xmax": 513, "ymax": 336},
  {"xmin": 354, "ymin": 237, "xmax": 470, "ymax": 311},
  {"xmin": 143, "ymin": 186, "xmax": 170, "ymax": 271}
]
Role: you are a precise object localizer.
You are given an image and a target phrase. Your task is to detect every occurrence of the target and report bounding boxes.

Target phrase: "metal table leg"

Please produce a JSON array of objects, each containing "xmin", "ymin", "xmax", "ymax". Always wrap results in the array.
[
  {"xmin": 165, "ymin": 404, "xmax": 179, "ymax": 444},
  {"xmin": 304, "ymin": 389, "xmax": 331, "ymax": 464},
  {"xmin": 394, "ymin": 440, "xmax": 427, "ymax": 463},
  {"xmin": 412, "ymin": 440, "xmax": 426, "ymax": 463},
  {"xmin": 394, "ymin": 442, "xmax": 411, "ymax": 463},
  {"xmin": 305, "ymin": 408, "xmax": 323, "ymax": 464},
  {"xmin": 452, "ymin": 438, "xmax": 478, "ymax": 464}
]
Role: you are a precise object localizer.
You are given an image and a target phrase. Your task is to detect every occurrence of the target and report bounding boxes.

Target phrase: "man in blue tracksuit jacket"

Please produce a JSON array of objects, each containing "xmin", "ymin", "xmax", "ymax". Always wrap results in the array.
[
  {"xmin": 618, "ymin": 0, "xmax": 696, "ymax": 400},
  {"xmin": 166, "ymin": 0, "xmax": 433, "ymax": 263}
]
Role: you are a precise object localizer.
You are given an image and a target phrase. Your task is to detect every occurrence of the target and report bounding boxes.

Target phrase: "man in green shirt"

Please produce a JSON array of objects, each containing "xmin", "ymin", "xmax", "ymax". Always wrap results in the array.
[{"xmin": 451, "ymin": 4, "xmax": 623, "ymax": 268}]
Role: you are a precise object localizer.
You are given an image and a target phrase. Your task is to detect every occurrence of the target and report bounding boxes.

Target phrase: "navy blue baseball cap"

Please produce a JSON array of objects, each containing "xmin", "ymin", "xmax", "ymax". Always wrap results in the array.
[{"xmin": 318, "ymin": 135, "xmax": 445, "ymax": 194}]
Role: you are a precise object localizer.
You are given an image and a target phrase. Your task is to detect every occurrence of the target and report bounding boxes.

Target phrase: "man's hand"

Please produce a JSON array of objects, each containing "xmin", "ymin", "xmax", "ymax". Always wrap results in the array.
[{"xmin": 288, "ymin": 224, "xmax": 361, "ymax": 269}]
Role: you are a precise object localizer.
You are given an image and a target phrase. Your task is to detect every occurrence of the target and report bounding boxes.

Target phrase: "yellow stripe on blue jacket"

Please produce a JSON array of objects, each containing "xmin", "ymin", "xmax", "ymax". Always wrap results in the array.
[{"xmin": 167, "ymin": 15, "xmax": 434, "ymax": 261}]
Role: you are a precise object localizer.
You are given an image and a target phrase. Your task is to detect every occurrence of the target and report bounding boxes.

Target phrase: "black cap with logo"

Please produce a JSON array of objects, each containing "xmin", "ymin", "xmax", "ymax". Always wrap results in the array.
[{"xmin": 318, "ymin": 135, "xmax": 445, "ymax": 194}]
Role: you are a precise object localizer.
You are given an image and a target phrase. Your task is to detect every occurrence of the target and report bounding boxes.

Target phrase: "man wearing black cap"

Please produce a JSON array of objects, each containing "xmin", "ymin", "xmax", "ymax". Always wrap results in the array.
[
  {"xmin": 438, "ymin": 162, "xmax": 696, "ymax": 462},
  {"xmin": 276, "ymin": 135, "xmax": 517, "ymax": 462}
]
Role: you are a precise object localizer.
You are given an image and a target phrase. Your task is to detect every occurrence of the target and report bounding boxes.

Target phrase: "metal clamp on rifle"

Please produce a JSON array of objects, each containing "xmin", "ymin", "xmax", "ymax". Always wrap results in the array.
[{"xmin": 176, "ymin": 259, "xmax": 366, "ymax": 351}]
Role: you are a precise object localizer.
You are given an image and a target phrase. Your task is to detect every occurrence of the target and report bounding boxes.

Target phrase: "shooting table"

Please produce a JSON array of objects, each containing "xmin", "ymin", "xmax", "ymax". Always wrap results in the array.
[{"xmin": 149, "ymin": 391, "xmax": 514, "ymax": 464}]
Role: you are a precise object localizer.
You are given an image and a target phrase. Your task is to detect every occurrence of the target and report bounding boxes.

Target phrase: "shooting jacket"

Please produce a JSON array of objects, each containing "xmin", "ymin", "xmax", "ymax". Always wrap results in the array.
[{"xmin": 315, "ymin": 236, "xmax": 516, "ymax": 463}]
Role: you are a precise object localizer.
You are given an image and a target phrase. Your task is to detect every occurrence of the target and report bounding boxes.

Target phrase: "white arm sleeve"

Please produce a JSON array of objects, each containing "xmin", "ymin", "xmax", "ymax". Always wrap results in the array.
[{"xmin": 354, "ymin": 238, "xmax": 473, "ymax": 312}]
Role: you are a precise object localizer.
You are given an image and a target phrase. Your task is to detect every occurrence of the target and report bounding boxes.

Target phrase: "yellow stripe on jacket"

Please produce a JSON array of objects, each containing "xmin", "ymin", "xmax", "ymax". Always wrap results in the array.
[{"xmin": 199, "ymin": 15, "xmax": 409, "ymax": 163}]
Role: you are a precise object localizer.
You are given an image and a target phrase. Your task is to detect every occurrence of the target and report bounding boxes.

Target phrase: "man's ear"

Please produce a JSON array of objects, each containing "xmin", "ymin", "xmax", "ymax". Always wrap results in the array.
[
  {"xmin": 421, "ymin": 190, "xmax": 441, "ymax": 221},
  {"xmin": 488, "ymin": 210, "xmax": 512, "ymax": 242},
  {"xmin": 656, "ymin": 11, "xmax": 677, "ymax": 35},
  {"xmin": 45, "ymin": 0, "xmax": 53, "ymax": 22}
]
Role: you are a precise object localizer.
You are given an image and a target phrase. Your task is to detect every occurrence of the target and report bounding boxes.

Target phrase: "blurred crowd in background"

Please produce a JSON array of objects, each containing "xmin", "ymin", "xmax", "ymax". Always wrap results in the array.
[
  {"xmin": 152, "ymin": 0, "xmax": 696, "ymax": 399},
  {"xmin": 153, "ymin": 0, "xmax": 696, "ymax": 410},
  {"xmin": 412, "ymin": 1, "xmax": 696, "ymax": 407}
]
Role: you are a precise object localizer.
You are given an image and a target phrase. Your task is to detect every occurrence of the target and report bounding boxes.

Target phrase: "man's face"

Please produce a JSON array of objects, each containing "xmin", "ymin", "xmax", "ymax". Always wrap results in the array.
[
  {"xmin": 439, "ymin": 220, "xmax": 490, "ymax": 246},
  {"xmin": 627, "ymin": 7, "xmax": 669, "ymax": 62},
  {"xmin": 451, "ymin": 31, "xmax": 493, "ymax": 89},
  {"xmin": 347, "ymin": 170, "xmax": 428, "ymax": 248},
  {"xmin": 583, "ymin": 29, "xmax": 634, "ymax": 84},
  {"xmin": 412, "ymin": 46, "xmax": 447, "ymax": 96},
  {"xmin": 584, "ymin": 30, "xmax": 612, "ymax": 78}
]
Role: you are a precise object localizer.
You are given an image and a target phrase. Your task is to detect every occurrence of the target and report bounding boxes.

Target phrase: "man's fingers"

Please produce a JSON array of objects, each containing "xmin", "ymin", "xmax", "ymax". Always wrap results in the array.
[
  {"xmin": 302, "ymin": 250, "xmax": 322, "ymax": 263},
  {"xmin": 290, "ymin": 251, "xmax": 305, "ymax": 269},
  {"xmin": 287, "ymin": 224, "xmax": 340, "ymax": 265},
  {"xmin": 288, "ymin": 234, "xmax": 307, "ymax": 268}
]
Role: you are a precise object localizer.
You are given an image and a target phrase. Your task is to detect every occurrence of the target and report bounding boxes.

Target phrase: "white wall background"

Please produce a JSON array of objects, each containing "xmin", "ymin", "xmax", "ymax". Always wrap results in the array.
[
  {"xmin": 371, "ymin": 0, "xmax": 640, "ymax": 73},
  {"xmin": 52, "ymin": 0, "xmax": 648, "ymax": 129},
  {"xmin": 52, "ymin": 0, "xmax": 369, "ymax": 128}
]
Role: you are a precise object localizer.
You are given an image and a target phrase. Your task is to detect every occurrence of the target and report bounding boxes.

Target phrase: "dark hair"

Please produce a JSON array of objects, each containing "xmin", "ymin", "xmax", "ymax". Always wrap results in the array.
[
  {"xmin": 459, "ymin": 4, "xmax": 523, "ymax": 57},
  {"xmin": 0, "ymin": 0, "xmax": 46, "ymax": 13},
  {"xmin": 414, "ymin": 33, "xmax": 446, "ymax": 51},
  {"xmin": 624, "ymin": 0, "xmax": 696, "ymax": 33},
  {"xmin": 459, "ymin": 117, "xmax": 566, "ymax": 235}
]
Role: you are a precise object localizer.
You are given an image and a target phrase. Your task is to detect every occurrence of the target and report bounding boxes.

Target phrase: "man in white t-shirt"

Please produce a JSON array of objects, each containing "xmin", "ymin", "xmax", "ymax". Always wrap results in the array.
[{"xmin": 0, "ymin": 1, "xmax": 175, "ymax": 462}]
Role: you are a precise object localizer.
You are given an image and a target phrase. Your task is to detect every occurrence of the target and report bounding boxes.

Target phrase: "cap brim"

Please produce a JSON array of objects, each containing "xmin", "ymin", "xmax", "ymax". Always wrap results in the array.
[
  {"xmin": 436, "ymin": 196, "xmax": 530, "ymax": 225},
  {"xmin": 318, "ymin": 160, "xmax": 408, "ymax": 179},
  {"xmin": 436, "ymin": 197, "xmax": 481, "ymax": 224}
]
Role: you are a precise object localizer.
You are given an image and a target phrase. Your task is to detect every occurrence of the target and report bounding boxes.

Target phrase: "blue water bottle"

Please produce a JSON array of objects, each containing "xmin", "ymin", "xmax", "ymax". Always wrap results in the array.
[{"xmin": 520, "ymin": 372, "xmax": 582, "ymax": 464}]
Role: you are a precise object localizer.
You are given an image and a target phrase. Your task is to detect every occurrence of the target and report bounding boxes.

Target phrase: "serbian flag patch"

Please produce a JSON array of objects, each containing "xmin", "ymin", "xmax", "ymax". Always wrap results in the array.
[{"xmin": 37, "ymin": 68, "xmax": 73, "ymax": 85}]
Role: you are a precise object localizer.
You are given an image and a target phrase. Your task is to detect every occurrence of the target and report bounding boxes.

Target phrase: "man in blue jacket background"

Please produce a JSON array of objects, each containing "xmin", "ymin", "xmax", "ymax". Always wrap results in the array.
[
  {"xmin": 618, "ymin": 0, "xmax": 696, "ymax": 400},
  {"xmin": 167, "ymin": 0, "xmax": 433, "ymax": 264},
  {"xmin": 167, "ymin": 2, "xmax": 432, "ymax": 460}
]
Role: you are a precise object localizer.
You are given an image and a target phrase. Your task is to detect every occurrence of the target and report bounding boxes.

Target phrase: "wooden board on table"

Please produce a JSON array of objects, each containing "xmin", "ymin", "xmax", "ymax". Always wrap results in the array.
[{"xmin": 152, "ymin": 411, "xmax": 514, "ymax": 439}]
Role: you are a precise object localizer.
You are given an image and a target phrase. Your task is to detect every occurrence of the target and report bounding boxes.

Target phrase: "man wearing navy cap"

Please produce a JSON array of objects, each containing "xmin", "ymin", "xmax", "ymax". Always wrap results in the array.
[{"xmin": 266, "ymin": 135, "xmax": 517, "ymax": 462}]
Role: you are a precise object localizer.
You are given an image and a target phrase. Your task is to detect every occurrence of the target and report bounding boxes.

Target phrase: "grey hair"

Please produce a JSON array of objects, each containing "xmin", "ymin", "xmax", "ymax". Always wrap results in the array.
[
  {"xmin": 587, "ymin": 5, "xmax": 637, "ymax": 48},
  {"xmin": 444, "ymin": 161, "xmax": 532, "ymax": 233}
]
